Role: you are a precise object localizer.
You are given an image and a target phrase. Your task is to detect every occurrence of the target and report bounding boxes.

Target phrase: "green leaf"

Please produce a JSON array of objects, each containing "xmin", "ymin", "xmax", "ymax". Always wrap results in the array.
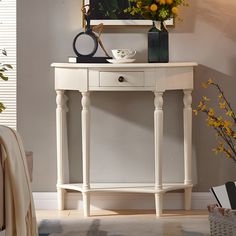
[
  {"xmin": 4, "ymin": 64, "xmax": 13, "ymax": 69},
  {"xmin": 1, "ymin": 49, "xmax": 7, "ymax": 56},
  {"xmin": 0, "ymin": 72, "xmax": 8, "ymax": 81},
  {"xmin": 0, "ymin": 102, "xmax": 5, "ymax": 113}
]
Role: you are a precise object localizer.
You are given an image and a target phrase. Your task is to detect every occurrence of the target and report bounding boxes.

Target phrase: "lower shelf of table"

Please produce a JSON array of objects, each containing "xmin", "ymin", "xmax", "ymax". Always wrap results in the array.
[{"xmin": 57, "ymin": 183, "xmax": 193, "ymax": 194}]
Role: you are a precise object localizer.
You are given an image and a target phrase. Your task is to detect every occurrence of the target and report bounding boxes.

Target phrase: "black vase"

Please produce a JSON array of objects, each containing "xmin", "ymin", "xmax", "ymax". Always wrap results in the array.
[{"xmin": 148, "ymin": 21, "xmax": 169, "ymax": 63}]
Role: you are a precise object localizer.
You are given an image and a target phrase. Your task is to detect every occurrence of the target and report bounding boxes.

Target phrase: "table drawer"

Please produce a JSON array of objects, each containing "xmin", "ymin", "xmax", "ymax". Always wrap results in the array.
[{"xmin": 99, "ymin": 71, "xmax": 144, "ymax": 87}]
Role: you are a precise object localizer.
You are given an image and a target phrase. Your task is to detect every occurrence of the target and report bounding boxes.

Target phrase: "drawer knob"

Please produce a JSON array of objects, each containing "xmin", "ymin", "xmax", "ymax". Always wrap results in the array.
[{"xmin": 118, "ymin": 76, "xmax": 125, "ymax": 82}]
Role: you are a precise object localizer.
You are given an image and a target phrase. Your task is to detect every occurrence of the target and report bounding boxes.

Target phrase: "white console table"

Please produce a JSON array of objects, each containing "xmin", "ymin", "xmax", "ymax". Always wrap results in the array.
[{"xmin": 51, "ymin": 62, "xmax": 197, "ymax": 217}]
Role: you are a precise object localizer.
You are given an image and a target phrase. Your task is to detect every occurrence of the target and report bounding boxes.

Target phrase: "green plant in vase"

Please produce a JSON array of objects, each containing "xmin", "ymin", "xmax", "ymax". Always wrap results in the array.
[
  {"xmin": 125, "ymin": 0, "xmax": 188, "ymax": 63},
  {"xmin": 0, "ymin": 48, "xmax": 13, "ymax": 113}
]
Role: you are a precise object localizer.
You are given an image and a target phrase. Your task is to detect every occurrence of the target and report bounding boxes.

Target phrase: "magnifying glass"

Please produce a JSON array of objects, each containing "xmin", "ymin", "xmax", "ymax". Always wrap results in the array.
[
  {"xmin": 73, "ymin": 4, "xmax": 99, "ymax": 58},
  {"xmin": 73, "ymin": 31, "xmax": 98, "ymax": 57}
]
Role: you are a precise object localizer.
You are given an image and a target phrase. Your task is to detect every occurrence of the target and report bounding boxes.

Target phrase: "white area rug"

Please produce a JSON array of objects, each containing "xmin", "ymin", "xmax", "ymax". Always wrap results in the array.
[{"xmin": 38, "ymin": 215, "xmax": 210, "ymax": 236}]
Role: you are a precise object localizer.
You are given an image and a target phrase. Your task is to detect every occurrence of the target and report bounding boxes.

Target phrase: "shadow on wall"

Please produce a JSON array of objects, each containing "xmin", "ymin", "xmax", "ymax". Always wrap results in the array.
[
  {"xmin": 174, "ymin": 0, "xmax": 236, "ymax": 39},
  {"xmin": 172, "ymin": 0, "xmax": 198, "ymax": 33},
  {"xmin": 196, "ymin": 0, "xmax": 236, "ymax": 42},
  {"xmin": 193, "ymin": 64, "xmax": 236, "ymax": 192}
]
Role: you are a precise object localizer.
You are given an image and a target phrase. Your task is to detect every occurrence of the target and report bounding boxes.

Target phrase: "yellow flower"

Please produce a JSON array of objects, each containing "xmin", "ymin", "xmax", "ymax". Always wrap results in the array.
[
  {"xmin": 208, "ymin": 108, "xmax": 214, "ymax": 116},
  {"xmin": 225, "ymin": 127, "xmax": 232, "ymax": 136},
  {"xmin": 166, "ymin": 0, "xmax": 173, "ymax": 4},
  {"xmin": 207, "ymin": 120, "xmax": 214, "ymax": 127},
  {"xmin": 150, "ymin": 3, "xmax": 158, "ymax": 11},
  {"xmin": 233, "ymin": 133, "xmax": 236, "ymax": 139},
  {"xmin": 202, "ymin": 96, "xmax": 210, "ymax": 102},
  {"xmin": 219, "ymin": 102, "xmax": 226, "ymax": 109},
  {"xmin": 226, "ymin": 110, "xmax": 233, "ymax": 117},
  {"xmin": 207, "ymin": 79, "xmax": 213, "ymax": 85},
  {"xmin": 193, "ymin": 110, "xmax": 198, "ymax": 115},
  {"xmin": 198, "ymin": 101, "xmax": 203, "ymax": 108},
  {"xmin": 159, "ymin": 0, "xmax": 166, "ymax": 5},
  {"xmin": 213, "ymin": 121, "xmax": 220, "ymax": 128},
  {"xmin": 172, "ymin": 7, "xmax": 178, "ymax": 14},
  {"xmin": 125, "ymin": 0, "xmax": 188, "ymax": 26},
  {"xmin": 207, "ymin": 118, "xmax": 220, "ymax": 128},
  {"xmin": 136, "ymin": 1, "xmax": 142, "ymax": 8},
  {"xmin": 218, "ymin": 93, "xmax": 223, "ymax": 99},
  {"xmin": 222, "ymin": 120, "xmax": 232, "ymax": 128},
  {"xmin": 198, "ymin": 101, "xmax": 207, "ymax": 110}
]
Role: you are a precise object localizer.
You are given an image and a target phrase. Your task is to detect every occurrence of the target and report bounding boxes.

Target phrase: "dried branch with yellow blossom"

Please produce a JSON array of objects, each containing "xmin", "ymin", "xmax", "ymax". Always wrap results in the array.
[{"xmin": 194, "ymin": 79, "xmax": 236, "ymax": 162}]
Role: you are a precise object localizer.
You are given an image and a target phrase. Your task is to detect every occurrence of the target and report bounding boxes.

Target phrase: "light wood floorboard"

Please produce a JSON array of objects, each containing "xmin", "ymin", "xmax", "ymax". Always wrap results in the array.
[{"xmin": 36, "ymin": 210, "xmax": 210, "ymax": 235}]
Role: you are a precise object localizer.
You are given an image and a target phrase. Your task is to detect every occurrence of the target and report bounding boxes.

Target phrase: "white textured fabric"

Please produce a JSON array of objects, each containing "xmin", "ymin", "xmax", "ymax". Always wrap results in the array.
[
  {"xmin": 0, "ymin": 126, "xmax": 38, "ymax": 236},
  {"xmin": 0, "ymin": 150, "xmax": 34, "ymax": 232}
]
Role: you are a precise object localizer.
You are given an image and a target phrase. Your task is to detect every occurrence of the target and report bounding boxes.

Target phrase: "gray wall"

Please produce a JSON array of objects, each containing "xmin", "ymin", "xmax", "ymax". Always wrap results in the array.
[{"xmin": 18, "ymin": 0, "xmax": 236, "ymax": 192}]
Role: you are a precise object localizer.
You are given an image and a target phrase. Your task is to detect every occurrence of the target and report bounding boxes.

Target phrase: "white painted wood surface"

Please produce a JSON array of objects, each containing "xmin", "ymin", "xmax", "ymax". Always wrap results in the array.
[
  {"xmin": 51, "ymin": 62, "xmax": 197, "ymax": 68},
  {"xmin": 154, "ymin": 92, "xmax": 164, "ymax": 217},
  {"xmin": 56, "ymin": 90, "xmax": 69, "ymax": 210},
  {"xmin": 33, "ymin": 192, "xmax": 215, "ymax": 211},
  {"xmin": 183, "ymin": 89, "xmax": 193, "ymax": 211},
  {"xmin": 81, "ymin": 92, "xmax": 91, "ymax": 217},
  {"xmin": 52, "ymin": 62, "xmax": 197, "ymax": 217},
  {"xmin": 183, "ymin": 89, "xmax": 193, "ymax": 185},
  {"xmin": 58, "ymin": 183, "xmax": 193, "ymax": 193}
]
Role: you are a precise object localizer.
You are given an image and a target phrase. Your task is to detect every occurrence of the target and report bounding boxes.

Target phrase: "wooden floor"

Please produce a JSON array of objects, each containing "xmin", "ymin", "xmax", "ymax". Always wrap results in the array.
[
  {"xmin": 36, "ymin": 210, "xmax": 210, "ymax": 235},
  {"xmin": 36, "ymin": 209, "xmax": 208, "ymax": 218}
]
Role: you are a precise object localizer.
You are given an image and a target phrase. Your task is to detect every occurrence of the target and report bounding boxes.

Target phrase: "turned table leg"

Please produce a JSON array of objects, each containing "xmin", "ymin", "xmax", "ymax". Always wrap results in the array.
[
  {"xmin": 154, "ymin": 91, "xmax": 164, "ymax": 217},
  {"xmin": 81, "ymin": 92, "xmax": 91, "ymax": 217},
  {"xmin": 56, "ymin": 90, "xmax": 69, "ymax": 210},
  {"xmin": 183, "ymin": 89, "xmax": 193, "ymax": 210}
]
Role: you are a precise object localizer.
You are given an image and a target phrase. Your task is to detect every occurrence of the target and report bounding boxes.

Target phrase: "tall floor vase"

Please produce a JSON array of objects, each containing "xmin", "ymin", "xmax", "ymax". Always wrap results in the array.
[{"xmin": 148, "ymin": 21, "xmax": 169, "ymax": 63}]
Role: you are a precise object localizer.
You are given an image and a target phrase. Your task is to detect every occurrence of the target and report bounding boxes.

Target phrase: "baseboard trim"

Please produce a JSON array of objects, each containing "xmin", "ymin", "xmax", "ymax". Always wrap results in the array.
[
  {"xmin": 0, "ymin": 231, "xmax": 5, "ymax": 236},
  {"xmin": 33, "ymin": 192, "xmax": 215, "ymax": 210}
]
